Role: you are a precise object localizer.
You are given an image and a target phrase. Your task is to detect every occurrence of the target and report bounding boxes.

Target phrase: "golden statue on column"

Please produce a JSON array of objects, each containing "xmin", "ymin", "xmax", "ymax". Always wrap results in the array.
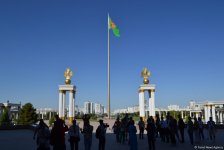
[
  {"xmin": 141, "ymin": 67, "xmax": 150, "ymax": 84},
  {"xmin": 64, "ymin": 68, "xmax": 73, "ymax": 84}
]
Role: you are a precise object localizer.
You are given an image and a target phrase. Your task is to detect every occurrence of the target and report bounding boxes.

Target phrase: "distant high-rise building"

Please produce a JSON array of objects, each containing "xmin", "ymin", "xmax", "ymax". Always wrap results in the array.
[
  {"xmin": 95, "ymin": 103, "xmax": 102, "ymax": 114},
  {"xmin": 103, "ymin": 106, "xmax": 107, "ymax": 114},
  {"xmin": 84, "ymin": 101, "xmax": 94, "ymax": 114}
]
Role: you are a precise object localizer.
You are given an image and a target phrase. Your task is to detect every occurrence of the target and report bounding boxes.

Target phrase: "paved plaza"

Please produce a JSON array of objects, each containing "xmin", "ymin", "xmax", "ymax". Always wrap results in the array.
[{"xmin": 0, "ymin": 119, "xmax": 224, "ymax": 150}]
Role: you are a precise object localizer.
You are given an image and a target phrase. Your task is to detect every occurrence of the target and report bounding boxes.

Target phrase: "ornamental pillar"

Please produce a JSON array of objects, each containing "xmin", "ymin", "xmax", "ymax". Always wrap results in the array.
[
  {"xmin": 59, "ymin": 90, "xmax": 63, "ymax": 119},
  {"xmin": 139, "ymin": 89, "xmax": 145, "ymax": 118},
  {"xmin": 69, "ymin": 90, "xmax": 74, "ymax": 123},
  {"xmin": 212, "ymin": 105, "xmax": 216, "ymax": 122},
  {"xmin": 220, "ymin": 111, "xmax": 223, "ymax": 124},
  {"xmin": 204, "ymin": 105, "xmax": 208, "ymax": 122},
  {"xmin": 149, "ymin": 89, "xmax": 155, "ymax": 117}
]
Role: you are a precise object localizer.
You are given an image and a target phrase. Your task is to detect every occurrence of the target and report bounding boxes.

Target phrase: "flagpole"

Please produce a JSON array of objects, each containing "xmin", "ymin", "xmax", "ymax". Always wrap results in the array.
[{"xmin": 108, "ymin": 14, "xmax": 111, "ymax": 119}]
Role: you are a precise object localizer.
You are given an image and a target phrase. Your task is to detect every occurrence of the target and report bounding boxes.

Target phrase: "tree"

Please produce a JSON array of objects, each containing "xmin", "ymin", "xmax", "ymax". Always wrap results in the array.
[
  {"xmin": 0, "ymin": 108, "xmax": 10, "ymax": 126},
  {"xmin": 17, "ymin": 103, "xmax": 38, "ymax": 125},
  {"xmin": 49, "ymin": 117, "xmax": 55, "ymax": 126},
  {"xmin": 169, "ymin": 110, "xmax": 181, "ymax": 120}
]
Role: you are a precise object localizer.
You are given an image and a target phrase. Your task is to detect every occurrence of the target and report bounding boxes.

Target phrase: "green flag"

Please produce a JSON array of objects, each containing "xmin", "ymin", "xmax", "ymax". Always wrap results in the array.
[{"xmin": 108, "ymin": 16, "xmax": 120, "ymax": 37}]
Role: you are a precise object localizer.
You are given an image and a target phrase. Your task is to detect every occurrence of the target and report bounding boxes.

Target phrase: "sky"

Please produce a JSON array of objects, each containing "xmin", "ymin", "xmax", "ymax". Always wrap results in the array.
[{"xmin": 0, "ymin": 1, "xmax": 224, "ymax": 111}]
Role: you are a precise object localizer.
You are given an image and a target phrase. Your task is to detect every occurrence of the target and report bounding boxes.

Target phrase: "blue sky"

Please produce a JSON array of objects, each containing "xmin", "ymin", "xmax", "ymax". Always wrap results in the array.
[{"xmin": 0, "ymin": 1, "xmax": 224, "ymax": 110}]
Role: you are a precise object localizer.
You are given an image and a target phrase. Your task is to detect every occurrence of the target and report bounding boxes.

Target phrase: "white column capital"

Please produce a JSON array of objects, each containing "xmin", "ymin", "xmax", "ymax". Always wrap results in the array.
[
  {"xmin": 69, "ymin": 90, "xmax": 75, "ymax": 93},
  {"xmin": 139, "ymin": 89, "xmax": 144, "ymax": 93},
  {"xmin": 151, "ymin": 89, "xmax": 155, "ymax": 92}
]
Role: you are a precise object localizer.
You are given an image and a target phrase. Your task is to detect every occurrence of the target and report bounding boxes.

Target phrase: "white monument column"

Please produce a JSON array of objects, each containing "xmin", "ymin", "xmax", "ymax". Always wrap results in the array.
[
  {"xmin": 149, "ymin": 97, "xmax": 152, "ymax": 116},
  {"xmin": 73, "ymin": 91, "xmax": 75, "ymax": 115},
  {"xmin": 69, "ymin": 90, "xmax": 74, "ymax": 123},
  {"xmin": 196, "ymin": 113, "xmax": 199, "ymax": 118},
  {"xmin": 181, "ymin": 111, "xmax": 184, "ymax": 119},
  {"xmin": 204, "ymin": 105, "xmax": 208, "ymax": 122},
  {"xmin": 148, "ymin": 90, "xmax": 152, "ymax": 116},
  {"xmin": 62, "ymin": 91, "xmax": 66, "ymax": 119},
  {"xmin": 211, "ymin": 105, "xmax": 216, "ymax": 122},
  {"xmin": 207, "ymin": 105, "xmax": 211, "ymax": 120},
  {"xmin": 158, "ymin": 110, "xmax": 161, "ymax": 118},
  {"xmin": 220, "ymin": 112, "xmax": 223, "ymax": 124},
  {"xmin": 139, "ymin": 90, "xmax": 145, "ymax": 119},
  {"xmin": 59, "ymin": 90, "xmax": 63, "ymax": 118},
  {"xmin": 150, "ymin": 89, "xmax": 155, "ymax": 117}
]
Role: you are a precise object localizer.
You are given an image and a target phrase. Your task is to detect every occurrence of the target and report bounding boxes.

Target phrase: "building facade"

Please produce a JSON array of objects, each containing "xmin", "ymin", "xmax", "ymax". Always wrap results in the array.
[
  {"xmin": 0, "ymin": 101, "xmax": 21, "ymax": 123},
  {"xmin": 84, "ymin": 101, "xmax": 94, "ymax": 114}
]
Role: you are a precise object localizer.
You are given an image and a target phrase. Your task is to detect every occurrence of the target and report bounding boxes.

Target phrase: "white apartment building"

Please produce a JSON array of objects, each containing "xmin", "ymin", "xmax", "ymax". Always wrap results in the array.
[
  {"xmin": 102, "ymin": 106, "xmax": 107, "ymax": 114},
  {"xmin": 84, "ymin": 101, "xmax": 94, "ymax": 114},
  {"xmin": 127, "ymin": 105, "xmax": 139, "ymax": 113},
  {"xmin": 113, "ymin": 108, "xmax": 128, "ymax": 114},
  {"xmin": 168, "ymin": 105, "xmax": 180, "ymax": 111},
  {"xmin": 113, "ymin": 105, "xmax": 138, "ymax": 114},
  {"xmin": 95, "ymin": 103, "xmax": 102, "ymax": 115}
]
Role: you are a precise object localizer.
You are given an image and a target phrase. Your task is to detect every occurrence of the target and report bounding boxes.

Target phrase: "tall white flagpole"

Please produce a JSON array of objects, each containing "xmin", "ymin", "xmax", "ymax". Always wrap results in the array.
[{"xmin": 108, "ymin": 14, "xmax": 111, "ymax": 119}]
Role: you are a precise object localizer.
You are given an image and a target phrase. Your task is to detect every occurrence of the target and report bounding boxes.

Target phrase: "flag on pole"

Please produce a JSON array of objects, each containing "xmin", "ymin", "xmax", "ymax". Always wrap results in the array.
[{"xmin": 108, "ymin": 16, "xmax": 120, "ymax": 37}]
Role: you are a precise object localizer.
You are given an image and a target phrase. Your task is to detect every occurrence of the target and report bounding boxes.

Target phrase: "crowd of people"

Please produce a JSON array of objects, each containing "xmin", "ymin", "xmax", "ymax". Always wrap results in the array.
[
  {"xmin": 112, "ymin": 113, "xmax": 217, "ymax": 150},
  {"xmin": 33, "ymin": 114, "xmax": 109, "ymax": 150},
  {"xmin": 33, "ymin": 113, "xmax": 217, "ymax": 150}
]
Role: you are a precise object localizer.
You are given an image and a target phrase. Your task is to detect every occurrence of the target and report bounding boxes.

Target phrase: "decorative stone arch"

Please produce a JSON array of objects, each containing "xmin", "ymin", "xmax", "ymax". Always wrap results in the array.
[
  {"xmin": 138, "ymin": 68, "xmax": 156, "ymax": 120},
  {"xmin": 58, "ymin": 68, "xmax": 76, "ymax": 123}
]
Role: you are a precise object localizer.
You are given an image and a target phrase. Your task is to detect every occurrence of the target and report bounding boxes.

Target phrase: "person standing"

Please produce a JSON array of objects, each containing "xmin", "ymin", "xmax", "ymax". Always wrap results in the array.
[
  {"xmin": 138, "ymin": 117, "xmax": 145, "ymax": 139},
  {"xmin": 207, "ymin": 117, "xmax": 216, "ymax": 141},
  {"xmin": 128, "ymin": 120, "xmax": 138, "ymax": 150},
  {"xmin": 187, "ymin": 116, "xmax": 194, "ymax": 145},
  {"xmin": 160, "ymin": 116, "xmax": 166, "ymax": 142},
  {"xmin": 113, "ymin": 117, "xmax": 121, "ymax": 143},
  {"xmin": 178, "ymin": 114, "xmax": 185, "ymax": 143},
  {"xmin": 164, "ymin": 115, "xmax": 170, "ymax": 143},
  {"xmin": 193, "ymin": 117, "xmax": 200, "ymax": 144},
  {"xmin": 81, "ymin": 120, "xmax": 93, "ymax": 150},
  {"xmin": 68, "ymin": 120, "xmax": 80, "ymax": 150},
  {"xmin": 96, "ymin": 120, "xmax": 108, "ymax": 150},
  {"xmin": 146, "ymin": 116, "xmax": 155, "ymax": 150},
  {"xmin": 155, "ymin": 114, "xmax": 161, "ymax": 138},
  {"xmin": 50, "ymin": 115, "xmax": 68, "ymax": 150},
  {"xmin": 198, "ymin": 117, "xmax": 204, "ymax": 141},
  {"xmin": 120, "ymin": 119, "xmax": 126, "ymax": 144},
  {"xmin": 124, "ymin": 114, "xmax": 129, "ymax": 141},
  {"xmin": 33, "ymin": 119, "xmax": 50, "ymax": 150},
  {"xmin": 169, "ymin": 116, "xmax": 177, "ymax": 145}
]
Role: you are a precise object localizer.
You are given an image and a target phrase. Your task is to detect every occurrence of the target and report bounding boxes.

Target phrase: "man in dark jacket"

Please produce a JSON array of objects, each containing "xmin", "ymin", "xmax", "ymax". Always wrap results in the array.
[
  {"xmin": 178, "ymin": 114, "xmax": 185, "ymax": 143},
  {"xmin": 96, "ymin": 120, "xmax": 108, "ymax": 150},
  {"xmin": 50, "ymin": 115, "xmax": 68, "ymax": 150},
  {"xmin": 146, "ymin": 116, "xmax": 156, "ymax": 150}
]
